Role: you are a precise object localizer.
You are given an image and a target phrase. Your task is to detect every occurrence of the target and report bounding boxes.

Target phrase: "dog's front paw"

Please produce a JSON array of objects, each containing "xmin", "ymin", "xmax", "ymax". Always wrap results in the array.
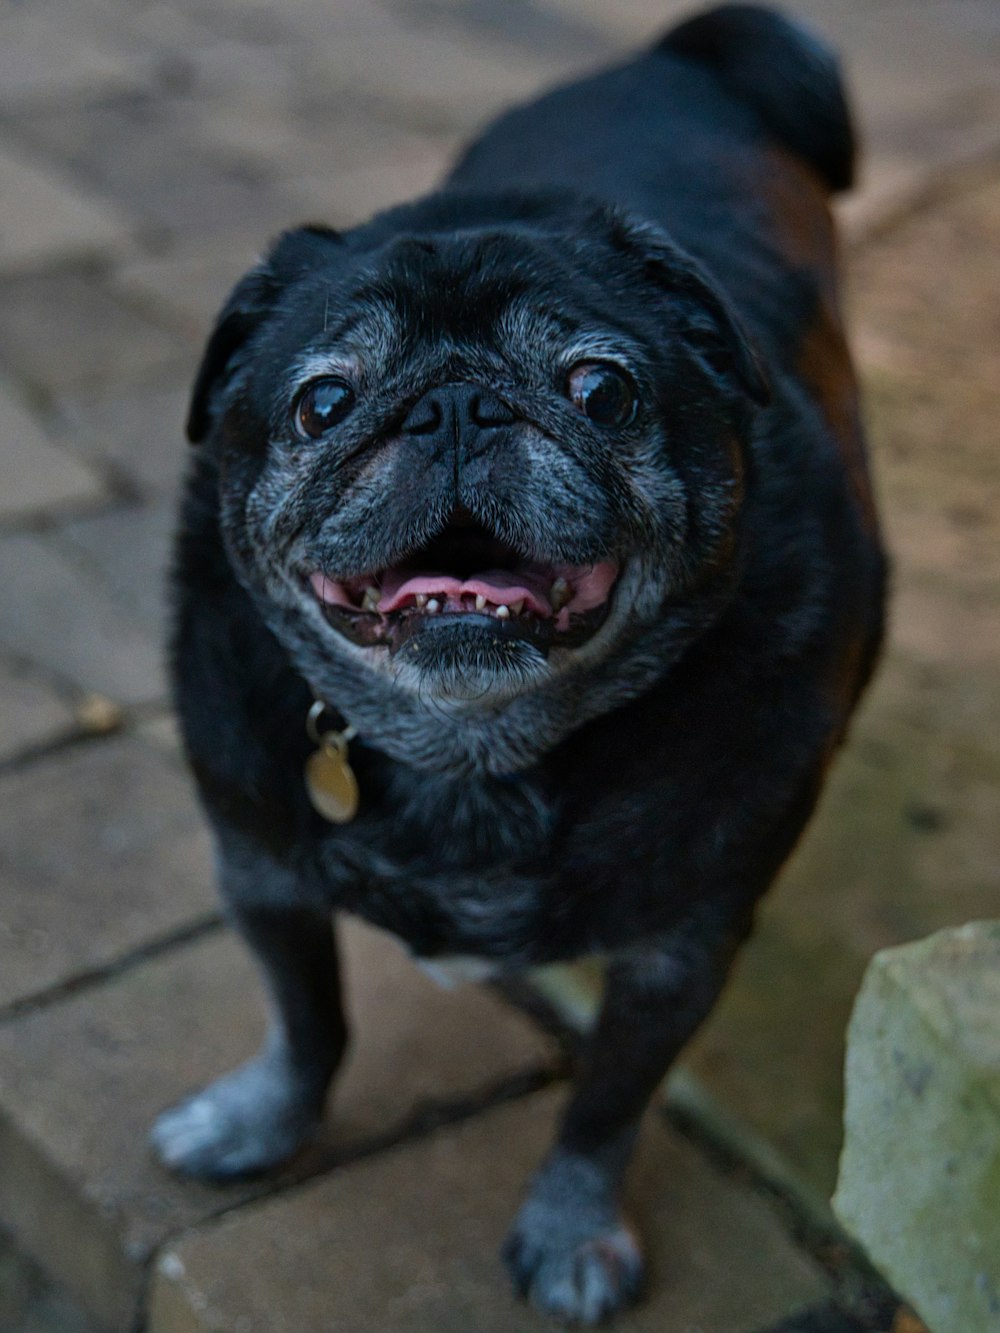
[
  {"xmin": 150, "ymin": 1052, "xmax": 323, "ymax": 1181},
  {"xmin": 503, "ymin": 1153, "xmax": 644, "ymax": 1325}
]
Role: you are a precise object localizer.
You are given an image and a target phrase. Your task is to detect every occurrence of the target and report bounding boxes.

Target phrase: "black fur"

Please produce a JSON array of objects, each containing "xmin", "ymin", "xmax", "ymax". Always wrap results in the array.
[
  {"xmin": 659, "ymin": 3, "xmax": 857, "ymax": 192},
  {"xmin": 153, "ymin": 6, "xmax": 885, "ymax": 1324}
]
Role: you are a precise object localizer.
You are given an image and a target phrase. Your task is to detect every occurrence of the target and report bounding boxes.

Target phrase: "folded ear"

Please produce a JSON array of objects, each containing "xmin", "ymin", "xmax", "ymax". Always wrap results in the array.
[
  {"xmin": 186, "ymin": 225, "xmax": 345, "ymax": 443},
  {"xmin": 606, "ymin": 211, "xmax": 771, "ymax": 408}
]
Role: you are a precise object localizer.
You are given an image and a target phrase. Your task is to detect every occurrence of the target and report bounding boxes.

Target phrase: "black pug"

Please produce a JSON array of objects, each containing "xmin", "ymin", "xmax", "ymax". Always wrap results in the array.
[{"xmin": 153, "ymin": 4, "xmax": 885, "ymax": 1323}]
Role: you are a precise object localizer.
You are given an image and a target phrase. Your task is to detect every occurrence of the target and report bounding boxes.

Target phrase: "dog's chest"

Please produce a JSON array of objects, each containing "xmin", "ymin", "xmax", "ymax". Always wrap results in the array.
[
  {"xmin": 315, "ymin": 763, "xmax": 570, "ymax": 963},
  {"xmin": 368, "ymin": 759, "xmax": 556, "ymax": 867}
]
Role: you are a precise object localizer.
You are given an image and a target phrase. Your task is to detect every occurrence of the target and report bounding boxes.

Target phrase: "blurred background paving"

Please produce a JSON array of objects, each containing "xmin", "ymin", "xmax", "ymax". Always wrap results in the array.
[{"xmin": 0, "ymin": 1, "xmax": 998, "ymax": 1329}]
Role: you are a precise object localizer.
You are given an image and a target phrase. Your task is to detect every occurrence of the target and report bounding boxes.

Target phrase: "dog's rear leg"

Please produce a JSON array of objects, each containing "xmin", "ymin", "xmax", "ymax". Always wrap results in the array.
[
  {"xmin": 504, "ymin": 902, "xmax": 751, "ymax": 1324},
  {"xmin": 151, "ymin": 841, "xmax": 345, "ymax": 1181}
]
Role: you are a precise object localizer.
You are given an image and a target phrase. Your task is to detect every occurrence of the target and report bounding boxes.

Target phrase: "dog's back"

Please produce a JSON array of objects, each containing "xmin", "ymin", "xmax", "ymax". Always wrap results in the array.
[{"xmin": 451, "ymin": 5, "xmax": 853, "ymax": 356}]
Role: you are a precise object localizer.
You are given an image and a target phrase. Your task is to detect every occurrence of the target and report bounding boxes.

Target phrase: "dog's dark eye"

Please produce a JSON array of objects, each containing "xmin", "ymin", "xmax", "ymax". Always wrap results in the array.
[
  {"xmin": 566, "ymin": 363, "xmax": 637, "ymax": 427},
  {"xmin": 295, "ymin": 378, "xmax": 356, "ymax": 438}
]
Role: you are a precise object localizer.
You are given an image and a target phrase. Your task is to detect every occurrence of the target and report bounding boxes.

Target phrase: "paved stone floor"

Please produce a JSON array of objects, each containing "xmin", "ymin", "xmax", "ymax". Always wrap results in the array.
[{"xmin": 1, "ymin": 1, "xmax": 998, "ymax": 1330}]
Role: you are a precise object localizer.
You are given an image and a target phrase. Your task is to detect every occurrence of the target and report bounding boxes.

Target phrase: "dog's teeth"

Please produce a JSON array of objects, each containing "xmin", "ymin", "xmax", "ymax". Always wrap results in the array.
[
  {"xmin": 475, "ymin": 594, "xmax": 487, "ymax": 611},
  {"xmin": 495, "ymin": 604, "xmax": 510, "ymax": 619},
  {"xmin": 549, "ymin": 577, "xmax": 570, "ymax": 610},
  {"xmin": 426, "ymin": 598, "xmax": 441, "ymax": 613},
  {"xmin": 509, "ymin": 599, "xmax": 524, "ymax": 616},
  {"xmin": 361, "ymin": 587, "xmax": 380, "ymax": 613},
  {"xmin": 415, "ymin": 594, "xmax": 429, "ymax": 609}
]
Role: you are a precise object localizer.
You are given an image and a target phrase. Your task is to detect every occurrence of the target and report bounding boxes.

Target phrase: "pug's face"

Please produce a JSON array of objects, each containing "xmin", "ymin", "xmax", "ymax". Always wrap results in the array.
[{"xmin": 189, "ymin": 195, "xmax": 767, "ymax": 773}]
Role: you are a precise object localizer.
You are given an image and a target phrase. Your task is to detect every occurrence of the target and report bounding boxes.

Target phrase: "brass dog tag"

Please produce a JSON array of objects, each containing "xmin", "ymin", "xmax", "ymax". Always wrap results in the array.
[{"xmin": 305, "ymin": 701, "xmax": 359, "ymax": 824}]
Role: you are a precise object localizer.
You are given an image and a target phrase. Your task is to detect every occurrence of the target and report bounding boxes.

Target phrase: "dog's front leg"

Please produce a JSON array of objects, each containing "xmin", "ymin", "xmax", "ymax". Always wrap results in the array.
[
  {"xmin": 505, "ymin": 902, "xmax": 751, "ymax": 1324},
  {"xmin": 151, "ymin": 837, "xmax": 346, "ymax": 1180}
]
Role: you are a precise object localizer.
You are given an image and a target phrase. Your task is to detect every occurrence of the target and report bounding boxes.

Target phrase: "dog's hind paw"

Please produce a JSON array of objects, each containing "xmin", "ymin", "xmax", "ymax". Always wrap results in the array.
[
  {"xmin": 504, "ymin": 1199, "xmax": 645, "ymax": 1325},
  {"xmin": 150, "ymin": 1053, "xmax": 323, "ymax": 1181}
]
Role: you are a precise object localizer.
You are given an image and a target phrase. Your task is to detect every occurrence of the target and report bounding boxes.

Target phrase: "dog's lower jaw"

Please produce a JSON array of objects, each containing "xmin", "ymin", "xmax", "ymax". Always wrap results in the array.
[
  {"xmin": 265, "ymin": 584, "xmax": 722, "ymax": 779},
  {"xmin": 391, "ymin": 614, "xmax": 550, "ymax": 691}
]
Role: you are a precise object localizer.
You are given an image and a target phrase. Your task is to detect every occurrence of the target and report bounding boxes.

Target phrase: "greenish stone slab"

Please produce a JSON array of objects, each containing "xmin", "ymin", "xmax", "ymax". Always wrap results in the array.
[{"xmin": 833, "ymin": 922, "xmax": 1000, "ymax": 1329}]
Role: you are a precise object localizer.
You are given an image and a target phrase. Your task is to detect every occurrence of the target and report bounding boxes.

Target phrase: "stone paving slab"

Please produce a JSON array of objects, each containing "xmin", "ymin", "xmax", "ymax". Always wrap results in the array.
[
  {"xmin": 54, "ymin": 499, "xmax": 178, "ymax": 642},
  {"xmin": 170, "ymin": 0, "xmax": 580, "ymax": 123},
  {"xmin": 0, "ymin": 7, "xmax": 143, "ymax": 108},
  {"xmin": 0, "ymin": 1227, "xmax": 104, "ymax": 1333},
  {"xmin": 73, "ymin": 0, "xmax": 234, "ymax": 71},
  {"xmin": 110, "ymin": 241, "xmax": 263, "ymax": 347},
  {"xmin": 0, "ymin": 380, "xmax": 107, "ymax": 525},
  {"xmin": 54, "ymin": 375, "xmax": 194, "ymax": 501},
  {"xmin": 291, "ymin": 15, "xmax": 574, "ymax": 125},
  {"xmin": 289, "ymin": 142, "xmax": 458, "ymax": 231},
  {"xmin": 0, "ymin": 921, "xmax": 558, "ymax": 1329},
  {"xmin": 0, "ymin": 269, "xmax": 188, "ymax": 397},
  {"xmin": 854, "ymin": 177, "xmax": 1000, "ymax": 586},
  {"xmin": 535, "ymin": 0, "xmax": 714, "ymax": 47},
  {"xmin": 0, "ymin": 530, "xmax": 167, "ymax": 706},
  {"xmin": 0, "ymin": 145, "xmax": 134, "ymax": 274},
  {"xmin": 0, "ymin": 734, "xmax": 214, "ymax": 1011},
  {"xmin": 13, "ymin": 493, "xmax": 181, "ymax": 704},
  {"xmin": 148, "ymin": 1087, "xmax": 829, "ymax": 1333},
  {"xmin": 383, "ymin": 0, "xmax": 612, "ymax": 63},
  {"xmin": 9, "ymin": 96, "xmax": 326, "ymax": 245},
  {"xmin": 0, "ymin": 659, "xmax": 76, "ymax": 765},
  {"xmin": 135, "ymin": 710, "xmax": 185, "ymax": 765},
  {"xmin": 197, "ymin": 97, "xmax": 454, "ymax": 183},
  {"xmin": 845, "ymin": 16, "xmax": 1000, "ymax": 150}
]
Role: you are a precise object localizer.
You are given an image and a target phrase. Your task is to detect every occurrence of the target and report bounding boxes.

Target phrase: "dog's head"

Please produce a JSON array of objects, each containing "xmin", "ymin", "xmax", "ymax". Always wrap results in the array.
[{"xmin": 188, "ymin": 192, "xmax": 768, "ymax": 773}]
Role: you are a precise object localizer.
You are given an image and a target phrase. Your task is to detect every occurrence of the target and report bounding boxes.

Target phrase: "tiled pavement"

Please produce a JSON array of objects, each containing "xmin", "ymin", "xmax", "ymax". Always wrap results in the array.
[{"xmin": 1, "ymin": 1, "xmax": 999, "ymax": 1330}]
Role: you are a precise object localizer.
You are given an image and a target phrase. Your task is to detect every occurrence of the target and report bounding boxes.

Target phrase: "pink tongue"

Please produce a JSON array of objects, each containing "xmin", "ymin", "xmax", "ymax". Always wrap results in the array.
[{"xmin": 379, "ymin": 568, "xmax": 553, "ymax": 615}]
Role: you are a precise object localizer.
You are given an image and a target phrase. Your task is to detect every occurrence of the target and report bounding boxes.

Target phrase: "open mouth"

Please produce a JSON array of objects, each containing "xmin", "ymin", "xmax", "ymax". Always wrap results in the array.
[{"xmin": 307, "ymin": 515, "xmax": 619, "ymax": 655}]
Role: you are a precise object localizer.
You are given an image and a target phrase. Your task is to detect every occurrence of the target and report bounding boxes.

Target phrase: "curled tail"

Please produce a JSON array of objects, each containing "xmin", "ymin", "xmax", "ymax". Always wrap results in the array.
[{"xmin": 658, "ymin": 4, "xmax": 857, "ymax": 192}]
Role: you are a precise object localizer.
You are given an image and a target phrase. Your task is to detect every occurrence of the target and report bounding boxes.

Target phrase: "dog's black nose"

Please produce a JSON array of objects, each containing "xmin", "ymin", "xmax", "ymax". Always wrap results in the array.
[{"xmin": 400, "ymin": 384, "xmax": 517, "ymax": 445}]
